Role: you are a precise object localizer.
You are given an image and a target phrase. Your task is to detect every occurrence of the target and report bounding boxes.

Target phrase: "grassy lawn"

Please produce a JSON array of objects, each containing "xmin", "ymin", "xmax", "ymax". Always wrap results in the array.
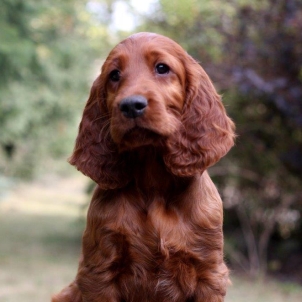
[{"xmin": 0, "ymin": 176, "xmax": 302, "ymax": 302}]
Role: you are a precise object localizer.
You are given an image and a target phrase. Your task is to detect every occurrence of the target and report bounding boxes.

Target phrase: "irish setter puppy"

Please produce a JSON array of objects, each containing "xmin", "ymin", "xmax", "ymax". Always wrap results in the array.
[{"xmin": 52, "ymin": 32, "xmax": 235, "ymax": 302}]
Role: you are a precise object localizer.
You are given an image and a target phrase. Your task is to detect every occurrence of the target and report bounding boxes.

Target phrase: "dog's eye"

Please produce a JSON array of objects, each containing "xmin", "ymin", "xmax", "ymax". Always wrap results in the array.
[
  {"xmin": 155, "ymin": 63, "xmax": 170, "ymax": 75},
  {"xmin": 109, "ymin": 70, "xmax": 121, "ymax": 82}
]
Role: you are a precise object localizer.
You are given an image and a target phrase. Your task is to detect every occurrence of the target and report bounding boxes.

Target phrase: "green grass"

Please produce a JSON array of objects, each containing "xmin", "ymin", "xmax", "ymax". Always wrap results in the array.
[
  {"xmin": 0, "ymin": 176, "xmax": 302, "ymax": 302},
  {"xmin": 0, "ymin": 175, "xmax": 87, "ymax": 302},
  {"xmin": 226, "ymin": 275, "xmax": 302, "ymax": 302},
  {"xmin": 0, "ymin": 213, "xmax": 82, "ymax": 302}
]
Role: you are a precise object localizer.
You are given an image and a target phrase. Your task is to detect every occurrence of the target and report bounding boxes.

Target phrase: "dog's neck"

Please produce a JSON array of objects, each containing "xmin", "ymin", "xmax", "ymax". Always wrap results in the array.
[{"xmin": 124, "ymin": 146, "xmax": 194, "ymax": 200}]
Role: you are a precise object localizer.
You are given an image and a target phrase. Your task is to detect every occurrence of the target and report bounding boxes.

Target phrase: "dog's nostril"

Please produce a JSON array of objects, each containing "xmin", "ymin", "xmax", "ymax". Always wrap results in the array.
[
  {"xmin": 120, "ymin": 103, "xmax": 131, "ymax": 114},
  {"xmin": 119, "ymin": 95, "xmax": 148, "ymax": 119},
  {"xmin": 135, "ymin": 102, "xmax": 146, "ymax": 111}
]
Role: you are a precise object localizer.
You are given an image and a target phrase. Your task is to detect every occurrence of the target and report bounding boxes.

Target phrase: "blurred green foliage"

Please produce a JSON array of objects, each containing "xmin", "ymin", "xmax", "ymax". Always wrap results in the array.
[{"xmin": 0, "ymin": 0, "xmax": 112, "ymax": 178}]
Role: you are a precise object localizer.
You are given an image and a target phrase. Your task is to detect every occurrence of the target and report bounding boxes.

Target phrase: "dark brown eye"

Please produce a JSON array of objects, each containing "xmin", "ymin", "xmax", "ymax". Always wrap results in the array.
[
  {"xmin": 109, "ymin": 69, "xmax": 121, "ymax": 82},
  {"xmin": 155, "ymin": 63, "xmax": 170, "ymax": 74}
]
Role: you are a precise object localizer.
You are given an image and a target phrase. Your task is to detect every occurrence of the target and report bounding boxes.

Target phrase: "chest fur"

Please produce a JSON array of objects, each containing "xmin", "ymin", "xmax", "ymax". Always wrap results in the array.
[{"xmin": 81, "ymin": 190, "xmax": 222, "ymax": 301}]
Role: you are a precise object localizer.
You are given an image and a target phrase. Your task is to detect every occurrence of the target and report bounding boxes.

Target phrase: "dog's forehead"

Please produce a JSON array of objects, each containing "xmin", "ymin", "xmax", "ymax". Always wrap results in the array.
[
  {"xmin": 121, "ymin": 33, "xmax": 179, "ymax": 51},
  {"xmin": 105, "ymin": 32, "xmax": 186, "ymax": 65},
  {"xmin": 127, "ymin": 32, "xmax": 160, "ymax": 41}
]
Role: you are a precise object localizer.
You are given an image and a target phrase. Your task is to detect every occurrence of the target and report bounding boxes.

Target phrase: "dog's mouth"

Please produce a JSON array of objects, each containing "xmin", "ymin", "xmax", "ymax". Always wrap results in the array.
[{"xmin": 119, "ymin": 126, "xmax": 163, "ymax": 151}]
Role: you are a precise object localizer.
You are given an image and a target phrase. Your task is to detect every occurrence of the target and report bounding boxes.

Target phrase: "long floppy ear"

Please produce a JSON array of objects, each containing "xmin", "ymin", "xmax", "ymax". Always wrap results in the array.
[
  {"xmin": 164, "ymin": 57, "xmax": 235, "ymax": 177},
  {"xmin": 68, "ymin": 76, "xmax": 128, "ymax": 189}
]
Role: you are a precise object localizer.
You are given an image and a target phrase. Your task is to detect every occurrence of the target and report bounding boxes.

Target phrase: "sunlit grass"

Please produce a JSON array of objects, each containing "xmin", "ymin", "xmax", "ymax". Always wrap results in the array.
[
  {"xmin": 0, "ymin": 175, "xmax": 87, "ymax": 302},
  {"xmin": 0, "ymin": 212, "xmax": 83, "ymax": 302},
  {"xmin": 226, "ymin": 274, "xmax": 302, "ymax": 302}
]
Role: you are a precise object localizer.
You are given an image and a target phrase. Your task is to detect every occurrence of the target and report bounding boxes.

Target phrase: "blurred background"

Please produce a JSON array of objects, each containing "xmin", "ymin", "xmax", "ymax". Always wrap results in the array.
[{"xmin": 0, "ymin": 0, "xmax": 301, "ymax": 301}]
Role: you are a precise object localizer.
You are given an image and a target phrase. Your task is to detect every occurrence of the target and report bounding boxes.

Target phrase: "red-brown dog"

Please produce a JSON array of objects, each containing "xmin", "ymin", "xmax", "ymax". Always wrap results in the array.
[{"xmin": 52, "ymin": 32, "xmax": 235, "ymax": 302}]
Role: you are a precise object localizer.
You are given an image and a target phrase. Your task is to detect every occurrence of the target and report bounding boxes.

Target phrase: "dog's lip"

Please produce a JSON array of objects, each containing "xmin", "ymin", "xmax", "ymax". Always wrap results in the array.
[
  {"xmin": 117, "ymin": 126, "xmax": 165, "ymax": 152},
  {"xmin": 118, "ymin": 126, "xmax": 165, "ymax": 148},
  {"xmin": 123, "ymin": 126, "xmax": 160, "ymax": 139}
]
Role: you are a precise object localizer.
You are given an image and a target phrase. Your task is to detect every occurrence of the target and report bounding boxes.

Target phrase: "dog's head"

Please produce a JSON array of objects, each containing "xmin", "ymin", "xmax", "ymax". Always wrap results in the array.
[{"xmin": 69, "ymin": 33, "xmax": 235, "ymax": 188}]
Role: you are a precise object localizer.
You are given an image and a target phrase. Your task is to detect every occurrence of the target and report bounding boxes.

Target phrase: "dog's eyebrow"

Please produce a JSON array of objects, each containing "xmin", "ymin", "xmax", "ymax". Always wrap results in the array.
[{"xmin": 105, "ymin": 54, "xmax": 129, "ymax": 72}]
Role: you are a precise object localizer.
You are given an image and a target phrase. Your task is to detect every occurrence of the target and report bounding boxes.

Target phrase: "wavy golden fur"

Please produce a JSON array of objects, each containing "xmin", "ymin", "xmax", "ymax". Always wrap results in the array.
[{"xmin": 52, "ymin": 32, "xmax": 235, "ymax": 302}]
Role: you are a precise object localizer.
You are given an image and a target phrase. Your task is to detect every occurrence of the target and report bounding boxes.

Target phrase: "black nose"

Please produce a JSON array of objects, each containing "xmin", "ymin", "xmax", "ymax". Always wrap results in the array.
[{"xmin": 119, "ymin": 95, "xmax": 148, "ymax": 118}]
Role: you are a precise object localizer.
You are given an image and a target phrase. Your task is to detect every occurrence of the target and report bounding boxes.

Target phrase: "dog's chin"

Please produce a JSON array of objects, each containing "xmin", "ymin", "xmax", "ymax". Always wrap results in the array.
[{"xmin": 117, "ymin": 127, "xmax": 164, "ymax": 152}]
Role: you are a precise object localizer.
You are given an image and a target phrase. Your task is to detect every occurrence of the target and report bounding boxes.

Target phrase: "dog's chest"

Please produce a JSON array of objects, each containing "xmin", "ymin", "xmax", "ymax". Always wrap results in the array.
[{"xmin": 109, "ymin": 197, "xmax": 199, "ymax": 299}]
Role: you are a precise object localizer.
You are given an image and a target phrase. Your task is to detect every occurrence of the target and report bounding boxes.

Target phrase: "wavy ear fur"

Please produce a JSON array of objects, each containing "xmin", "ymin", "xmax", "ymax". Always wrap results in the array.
[
  {"xmin": 68, "ymin": 76, "xmax": 128, "ymax": 189},
  {"xmin": 165, "ymin": 57, "xmax": 235, "ymax": 177}
]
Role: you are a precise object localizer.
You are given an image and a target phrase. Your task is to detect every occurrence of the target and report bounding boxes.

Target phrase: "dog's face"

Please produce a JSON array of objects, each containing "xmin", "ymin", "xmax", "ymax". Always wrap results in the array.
[{"xmin": 100, "ymin": 33, "xmax": 187, "ymax": 150}]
